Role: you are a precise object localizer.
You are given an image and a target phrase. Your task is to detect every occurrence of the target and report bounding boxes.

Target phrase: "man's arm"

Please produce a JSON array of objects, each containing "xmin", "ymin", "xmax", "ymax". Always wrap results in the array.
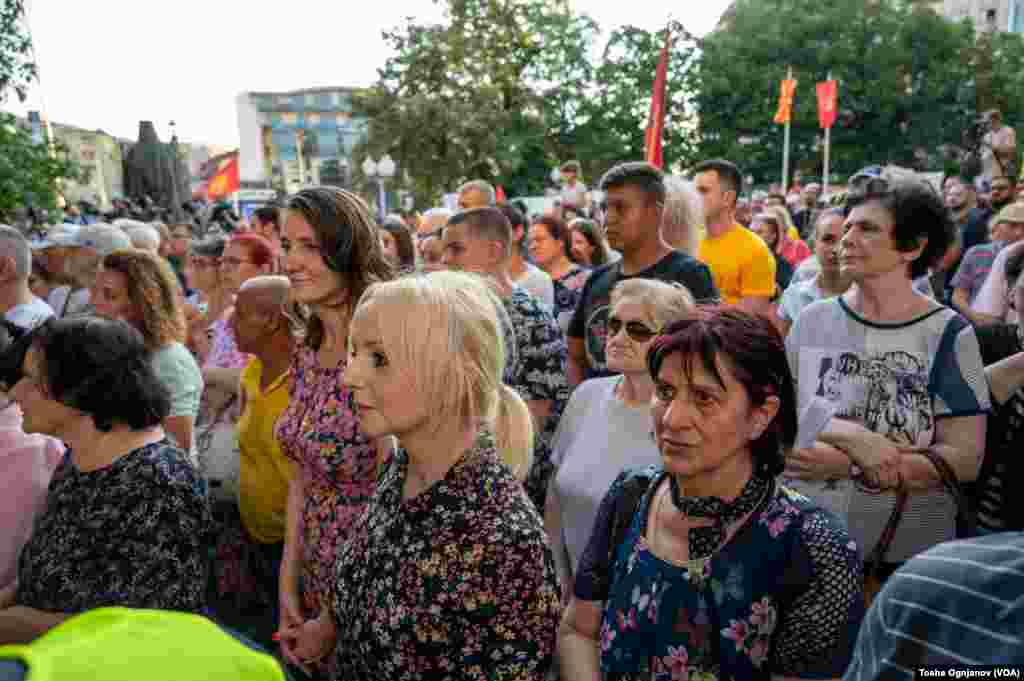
[
  {"xmin": 0, "ymin": 606, "xmax": 69, "ymax": 645},
  {"xmin": 737, "ymin": 295, "xmax": 775, "ymax": 318},
  {"xmin": 986, "ymin": 351, "xmax": 1024, "ymax": 406}
]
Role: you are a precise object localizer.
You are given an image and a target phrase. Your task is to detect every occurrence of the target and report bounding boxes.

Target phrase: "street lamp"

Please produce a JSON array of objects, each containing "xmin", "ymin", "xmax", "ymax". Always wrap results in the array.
[
  {"xmin": 169, "ymin": 120, "xmax": 183, "ymax": 222},
  {"xmin": 362, "ymin": 155, "xmax": 397, "ymax": 222}
]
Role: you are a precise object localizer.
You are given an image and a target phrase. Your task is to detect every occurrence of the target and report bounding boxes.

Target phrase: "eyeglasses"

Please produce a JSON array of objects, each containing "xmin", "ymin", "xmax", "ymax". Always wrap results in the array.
[
  {"xmin": 190, "ymin": 258, "xmax": 220, "ymax": 270},
  {"xmin": 606, "ymin": 316, "xmax": 659, "ymax": 343},
  {"xmin": 220, "ymin": 257, "xmax": 256, "ymax": 269}
]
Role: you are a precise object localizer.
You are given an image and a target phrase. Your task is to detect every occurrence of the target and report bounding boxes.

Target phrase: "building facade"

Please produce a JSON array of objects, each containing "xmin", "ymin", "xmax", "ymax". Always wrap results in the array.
[
  {"xmin": 938, "ymin": 0, "xmax": 1024, "ymax": 32},
  {"xmin": 236, "ymin": 87, "xmax": 369, "ymax": 195}
]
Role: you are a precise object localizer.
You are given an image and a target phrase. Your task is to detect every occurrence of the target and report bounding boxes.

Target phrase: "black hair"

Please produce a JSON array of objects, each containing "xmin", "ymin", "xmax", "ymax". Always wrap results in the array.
[
  {"xmin": 378, "ymin": 217, "xmax": 416, "ymax": 271},
  {"xmin": 446, "ymin": 207, "xmax": 513, "ymax": 256},
  {"xmin": 598, "ymin": 162, "xmax": 666, "ymax": 205},
  {"xmin": 531, "ymin": 215, "xmax": 572, "ymax": 257},
  {"xmin": 693, "ymin": 159, "xmax": 743, "ymax": 200},
  {"xmin": 0, "ymin": 320, "xmax": 32, "ymax": 389},
  {"xmin": 847, "ymin": 180, "xmax": 954, "ymax": 280},
  {"xmin": 190, "ymin": 235, "xmax": 226, "ymax": 258},
  {"xmin": 498, "ymin": 203, "xmax": 528, "ymax": 247},
  {"xmin": 253, "ymin": 205, "xmax": 280, "ymax": 231},
  {"xmin": 647, "ymin": 307, "xmax": 797, "ymax": 478},
  {"xmin": 31, "ymin": 316, "xmax": 170, "ymax": 432}
]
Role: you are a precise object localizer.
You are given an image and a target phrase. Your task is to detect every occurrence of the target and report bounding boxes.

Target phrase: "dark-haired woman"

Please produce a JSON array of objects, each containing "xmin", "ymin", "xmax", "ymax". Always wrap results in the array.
[
  {"xmin": 569, "ymin": 219, "xmax": 614, "ymax": 268},
  {"xmin": 378, "ymin": 215, "xmax": 416, "ymax": 274},
  {"xmin": 558, "ymin": 308, "xmax": 864, "ymax": 681},
  {"xmin": 0, "ymin": 316, "xmax": 212, "ymax": 644},
  {"xmin": 529, "ymin": 216, "xmax": 591, "ymax": 336},
  {"xmin": 274, "ymin": 187, "xmax": 393, "ymax": 673}
]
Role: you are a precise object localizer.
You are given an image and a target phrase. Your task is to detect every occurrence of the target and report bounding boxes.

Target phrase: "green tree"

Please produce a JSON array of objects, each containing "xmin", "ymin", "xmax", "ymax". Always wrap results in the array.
[
  {"xmin": 689, "ymin": 0, "xmax": 978, "ymax": 186},
  {"xmin": 0, "ymin": 0, "xmax": 35, "ymax": 103},
  {"xmin": 0, "ymin": 113, "xmax": 80, "ymax": 223}
]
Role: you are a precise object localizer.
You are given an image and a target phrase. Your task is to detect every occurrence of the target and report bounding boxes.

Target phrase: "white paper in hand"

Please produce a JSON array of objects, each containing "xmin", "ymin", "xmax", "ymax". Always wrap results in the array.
[{"xmin": 795, "ymin": 397, "xmax": 839, "ymax": 451}]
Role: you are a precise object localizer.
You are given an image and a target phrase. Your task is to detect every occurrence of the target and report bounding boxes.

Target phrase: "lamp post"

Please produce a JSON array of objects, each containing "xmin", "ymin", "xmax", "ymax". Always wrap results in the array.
[
  {"xmin": 362, "ymin": 155, "xmax": 397, "ymax": 222},
  {"xmin": 169, "ymin": 121, "xmax": 183, "ymax": 222}
]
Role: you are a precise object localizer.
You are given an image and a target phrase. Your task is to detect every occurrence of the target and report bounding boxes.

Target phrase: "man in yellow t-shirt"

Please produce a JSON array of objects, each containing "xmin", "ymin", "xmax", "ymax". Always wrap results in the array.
[
  {"xmin": 231, "ymin": 276, "xmax": 294, "ymax": 613},
  {"xmin": 694, "ymin": 160, "xmax": 777, "ymax": 311}
]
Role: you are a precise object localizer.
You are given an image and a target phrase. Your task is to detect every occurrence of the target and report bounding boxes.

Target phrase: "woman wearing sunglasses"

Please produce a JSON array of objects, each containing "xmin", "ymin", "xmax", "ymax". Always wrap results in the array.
[{"xmin": 545, "ymin": 279, "xmax": 694, "ymax": 604}]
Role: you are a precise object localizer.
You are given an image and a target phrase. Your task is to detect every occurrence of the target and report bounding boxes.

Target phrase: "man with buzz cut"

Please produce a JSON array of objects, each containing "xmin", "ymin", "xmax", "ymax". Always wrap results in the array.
[
  {"xmin": 696, "ymin": 158, "xmax": 777, "ymax": 316},
  {"xmin": 442, "ymin": 206, "xmax": 568, "ymax": 513},
  {"xmin": 566, "ymin": 161, "xmax": 718, "ymax": 387}
]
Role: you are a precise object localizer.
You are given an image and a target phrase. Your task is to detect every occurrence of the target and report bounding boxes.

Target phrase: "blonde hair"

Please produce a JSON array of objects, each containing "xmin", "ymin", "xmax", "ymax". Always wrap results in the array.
[
  {"xmin": 609, "ymin": 278, "xmax": 696, "ymax": 331},
  {"xmin": 660, "ymin": 176, "xmax": 703, "ymax": 256},
  {"xmin": 351, "ymin": 271, "xmax": 533, "ymax": 476}
]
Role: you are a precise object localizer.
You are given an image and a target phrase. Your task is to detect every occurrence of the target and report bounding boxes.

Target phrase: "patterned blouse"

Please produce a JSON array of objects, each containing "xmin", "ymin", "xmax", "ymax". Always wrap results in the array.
[
  {"xmin": 575, "ymin": 467, "xmax": 864, "ymax": 681},
  {"xmin": 203, "ymin": 312, "xmax": 250, "ymax": 372},
  {"xmin": 552, "ymin": 265, "xmax": 591, "ymax": 337},
  {"xmin": 273, "ymin": 345, "xmax": 377, "ymax": 615},
  {"xmin": 15, "ymin": 440, "xmax": 212, "ymax": 615},
  {"xmin": 332, "ymin": 431, "xmax": 561, "ymax": 680}
]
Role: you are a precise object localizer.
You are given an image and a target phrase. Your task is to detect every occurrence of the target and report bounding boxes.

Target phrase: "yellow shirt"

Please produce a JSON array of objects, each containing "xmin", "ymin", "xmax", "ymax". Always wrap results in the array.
[
  {"xmin": 698, "ymin": 223, "xmax": 777, "ymax": 305},
  {"xmin": 237, "ymin": 358, "xmax": 292, "ymax": 544},
  {"xmin": 787, "ymin": 225, "xmax": 801, "ymax": 241}
]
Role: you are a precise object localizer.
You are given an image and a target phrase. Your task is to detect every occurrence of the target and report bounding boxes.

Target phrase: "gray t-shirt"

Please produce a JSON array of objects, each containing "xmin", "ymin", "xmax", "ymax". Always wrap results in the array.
[
  {"xmin": 786, "ymin": 296, "xmax": 989, "ymax": 561},
  {"xmin": 778, "ymin": 277, "xmax": 827, "ymax": 323},
  {"xmin": 513, "ymin": 263, "xmax": 554, "ymax": 310},
  {"xmin": 550, "ymin": 376, "xmax": 659, "ymax": 579}
]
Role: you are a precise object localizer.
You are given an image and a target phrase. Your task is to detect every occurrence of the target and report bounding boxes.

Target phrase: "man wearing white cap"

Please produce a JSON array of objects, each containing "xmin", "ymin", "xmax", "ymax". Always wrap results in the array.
[{"xmin": 43, "ymin": 224, "xmax": 132, "ymax": 318}]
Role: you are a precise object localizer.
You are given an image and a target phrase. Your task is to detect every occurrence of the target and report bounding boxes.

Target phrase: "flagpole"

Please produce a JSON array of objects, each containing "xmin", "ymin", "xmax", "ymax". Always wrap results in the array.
[
  {"xmin": 823, "ymin": 71, "xmax": 832, "ymax": 196},
  {"xmin": 782, "ymin": 66, "xmax": 792, "ymax": 193}
]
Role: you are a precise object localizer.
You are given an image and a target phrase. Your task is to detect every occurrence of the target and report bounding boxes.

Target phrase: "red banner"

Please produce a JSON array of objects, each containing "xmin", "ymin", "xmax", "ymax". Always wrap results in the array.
[
  {"xmin": 207, "ymin": 153, "xmax": 240, "ymax": 200},
  {"xmin": 816, "ymin": 80, "xmax": 838, "ymax": 129},
  {"xmin": 645, "ymin": 29, "xmax": 672, "ymax": 169},
  {"xmin": 773, "ymin": 79, "xmax": 797, "ymax": 125}
]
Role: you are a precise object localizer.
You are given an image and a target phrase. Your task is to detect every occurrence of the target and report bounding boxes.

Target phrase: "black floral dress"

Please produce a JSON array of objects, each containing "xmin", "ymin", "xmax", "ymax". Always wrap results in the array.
[
  {"xmin": 501, "ymin": 286, "xmax": 570, "ymax": 512},
  {"xmin": 331, "ymin": 432, "xmax": 562, "ymax": 680},
  {"xmin": 16, "ymin": 440, "xmax": 213, "ymax": 614}
]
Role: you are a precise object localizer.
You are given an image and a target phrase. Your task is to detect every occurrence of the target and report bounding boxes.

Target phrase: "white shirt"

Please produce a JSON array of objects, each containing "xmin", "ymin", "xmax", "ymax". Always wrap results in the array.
[
  {"xmin": 513, "ymin": 263, "xmax": 554, "ymax": 310},
  {"xmin": 4, "ymin": 296, "xmax": 54, "ymax": 330}
]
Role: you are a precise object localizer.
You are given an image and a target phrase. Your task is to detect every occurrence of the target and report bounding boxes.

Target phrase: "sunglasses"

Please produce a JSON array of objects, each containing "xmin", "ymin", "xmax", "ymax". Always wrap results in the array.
[{"xmin": 606, "ymin": 316, "xmax": 659, "ymax": 343}]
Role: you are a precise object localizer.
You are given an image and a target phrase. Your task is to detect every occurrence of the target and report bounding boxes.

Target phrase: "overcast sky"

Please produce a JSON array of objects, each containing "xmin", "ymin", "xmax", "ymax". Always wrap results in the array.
[{"xmin": 4, "ymin": 0, "xmax": 731, "ymax": 148}]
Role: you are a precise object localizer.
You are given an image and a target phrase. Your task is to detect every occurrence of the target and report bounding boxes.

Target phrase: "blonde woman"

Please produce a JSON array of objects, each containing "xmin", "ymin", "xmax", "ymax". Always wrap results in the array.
[
  {"xmin": 546, "ymin": 278, "xmax": 694, "ymax": 600},
  {"xmin": 278, "ymin": 270, "xmax": 561, "ymax": 679},
  {"xmin": 92, "ymin": 249, "xmax": 203, "ymax": 456},
  {"xmin": 659, "ymin": 175, "xmax": 703, "ymax": 256},
  {"xmin": 757, "ymin": 204, "xmax": 811, "ymax": 268}
]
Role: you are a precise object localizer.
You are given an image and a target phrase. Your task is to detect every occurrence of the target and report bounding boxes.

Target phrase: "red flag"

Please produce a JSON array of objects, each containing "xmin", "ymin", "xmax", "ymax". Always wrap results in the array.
[
  {"xmin": 816, "ymin": 80, "xmax": 838, "ymax": 129},
  {"xmin": 773, "ymin": 79, "xmax": 797, "ymax": 125},
  {"xmin": 207, "ymin": 153, "xmax": 240, "ymax": 200},
  {"xmin": 645, "ymin": 28, "xmax": 673, "ymax": 169},
  {"xmin": 496, "ymin": 185, "xmax": 507, "ymax": 203}
]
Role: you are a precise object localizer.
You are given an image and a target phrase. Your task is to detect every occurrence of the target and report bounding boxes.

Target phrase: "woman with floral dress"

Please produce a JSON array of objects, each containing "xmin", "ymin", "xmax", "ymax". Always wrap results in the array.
[
  {"xmin": 529, "ymin": 215, "xmax": 591, "ymax": 336},
  {"xmin": 278, "ymin": 271, "xmax": 561, "ymax": 680},
  {"xmin": 274, "ymin": 187, "xmax": 393, "ymax": 673},
  {"xmin": 558, "ymin": 308, "xmax": 864, "ymax": 681}
]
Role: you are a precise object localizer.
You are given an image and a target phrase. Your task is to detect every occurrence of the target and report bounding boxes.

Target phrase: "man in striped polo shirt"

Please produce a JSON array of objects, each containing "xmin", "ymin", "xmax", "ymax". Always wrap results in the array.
[{"xmin": 844, "ymin": 533, "xmax": 1024, "ymax": 679}]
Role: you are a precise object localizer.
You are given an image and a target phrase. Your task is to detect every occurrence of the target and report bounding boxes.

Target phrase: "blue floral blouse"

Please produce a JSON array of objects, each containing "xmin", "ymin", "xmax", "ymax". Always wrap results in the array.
[{"xmin": 574, "ymin": 467, "xmax": 865, "ymax": 680}]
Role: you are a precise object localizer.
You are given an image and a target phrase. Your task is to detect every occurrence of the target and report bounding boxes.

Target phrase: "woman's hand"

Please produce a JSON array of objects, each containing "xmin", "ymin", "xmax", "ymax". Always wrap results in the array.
[
  {"xmin": 785, "ymin": 442, "xmax": 851, "ymax": 481},
  {"xmin": 819, "ymin": 423, "xmax": 902, "ymax": 490},
  {"xmin": 277, "ymin": 610, "xmax": 336, "ymax": 675}
]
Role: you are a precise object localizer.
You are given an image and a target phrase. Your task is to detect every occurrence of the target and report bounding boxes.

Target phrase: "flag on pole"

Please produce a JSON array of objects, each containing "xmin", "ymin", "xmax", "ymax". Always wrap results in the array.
[
  {"xmin": 645, "ymin": 28, "xmax": 673, "ymax": 169},
  {"xmin": 816, "ymin": 80, "xmax": 838, "ymax": 129},
  {"xmin": 496, "ymin": 185, "xmax": 507, "ymax": 203},
  {"xmin": 773, "ymin": 79, "xmax": 797, "ymax": 125},
  {"xmin": 206, "ymin": 153, "xmax": 240, "ymax": 200}
]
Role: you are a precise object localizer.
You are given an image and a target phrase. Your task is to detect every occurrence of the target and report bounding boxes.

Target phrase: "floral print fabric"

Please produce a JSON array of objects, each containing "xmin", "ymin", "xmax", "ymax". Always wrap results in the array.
[
  {"xmin": 576, "ymin": 467, "xmax": 864, "ymax": 680},
  {"xmin": 331, "ymin": 432, "xmax": 561, "ymax": 680},
  {"xmin": 15, "ymin": 440, "xmax": 212, "ymax": 615},
  {"xmin": 552, "ymin": 265, "xmax": 591, "ymax": 336},
  {"xmin": 501, "ymin": 287, "xmax": 569, "ymax": 512},
  {"xmin": 273, "ymin": 345, "xmax": 377, "ymax": 616}
]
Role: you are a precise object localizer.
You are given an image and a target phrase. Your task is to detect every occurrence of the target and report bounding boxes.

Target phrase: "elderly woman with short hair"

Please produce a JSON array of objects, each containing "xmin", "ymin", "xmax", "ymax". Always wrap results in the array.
[{"xmin": 0, "ymin": 316, "xmax": 212, "ymax": 645}]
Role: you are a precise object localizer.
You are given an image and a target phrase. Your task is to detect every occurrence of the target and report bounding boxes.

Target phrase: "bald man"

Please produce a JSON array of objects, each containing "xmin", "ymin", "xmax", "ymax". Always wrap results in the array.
[{"xmin": 227, "ymin": 275, "xmax": 295, "ymax": 642}]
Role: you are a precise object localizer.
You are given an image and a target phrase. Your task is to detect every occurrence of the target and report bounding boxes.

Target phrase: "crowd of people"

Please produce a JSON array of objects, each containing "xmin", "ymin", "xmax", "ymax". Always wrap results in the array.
[{"xmin": 0, "ymin": 155, "xmax": 1022, "ymax": 680}]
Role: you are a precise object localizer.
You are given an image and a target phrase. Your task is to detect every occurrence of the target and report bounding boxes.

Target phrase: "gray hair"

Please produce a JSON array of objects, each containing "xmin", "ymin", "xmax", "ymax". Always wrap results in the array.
[
  {"xmin": 660, "ymin": 176, "xmax": 703, "ymax": 257},
  {"xmin": 124, "ymin": 224, "xmax": 162, "ymax": 252},
  {"xmin": 457, "ymin": 180, "xmax": 496, "ymax": 206},
  {"xmin": 0, "ymin": 225, "xmax": 31, "ymax": 280}
]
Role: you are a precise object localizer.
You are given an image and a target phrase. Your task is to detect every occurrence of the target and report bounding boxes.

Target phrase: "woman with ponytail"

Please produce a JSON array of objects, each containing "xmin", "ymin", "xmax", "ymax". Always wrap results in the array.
[{"xmin": 277, "ymin": 270, "xmax": 561, "ymax": 680}]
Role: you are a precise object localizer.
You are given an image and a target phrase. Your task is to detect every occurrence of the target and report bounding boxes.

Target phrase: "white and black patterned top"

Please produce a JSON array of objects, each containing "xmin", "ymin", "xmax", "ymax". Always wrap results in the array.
[
  {"xmin": 500, "ymin": 286, "xmax": 569, "ymax": 512},
  {"xmin": 16, "ymin": 439, "xmax": 212, "ymax": 615}
]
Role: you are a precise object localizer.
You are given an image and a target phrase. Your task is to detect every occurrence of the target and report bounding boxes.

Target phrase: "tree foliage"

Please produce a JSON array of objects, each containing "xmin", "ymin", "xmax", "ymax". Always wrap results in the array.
[
  {"xmin": 689, "ymin": 0, "xmax": 998, "ymax": 185},
  {"xmin": 356, "ymin": 0, "xmax": 683, "ymax": 205},
  {"xmin": 0, "ymin": 0, "xmax": 34, "ymax": 103},
  {"xmin": 0, "ymin": 113, "xmax": 80, "ymax": 223}
]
